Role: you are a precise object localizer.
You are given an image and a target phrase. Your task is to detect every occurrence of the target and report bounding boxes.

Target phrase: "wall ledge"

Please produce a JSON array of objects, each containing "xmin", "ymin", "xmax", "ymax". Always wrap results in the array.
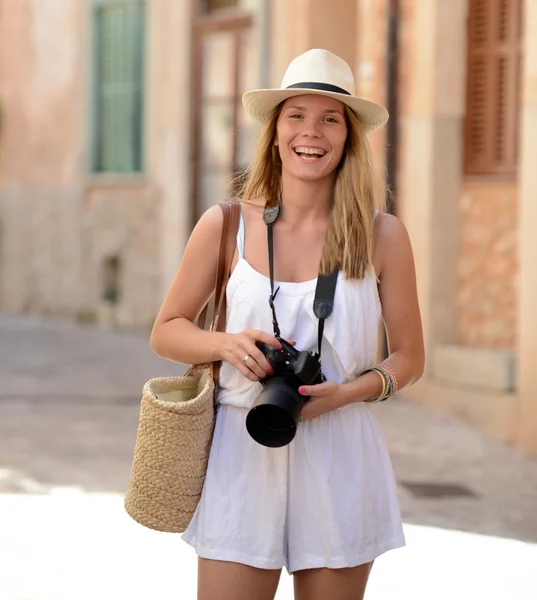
[
  {"xmin": 84, "ymin": 174, "xmax": 148, "ymax": 191},
  {"xmin": 431, "ymin": 344, "xmax": 516, "ymax": 393}
]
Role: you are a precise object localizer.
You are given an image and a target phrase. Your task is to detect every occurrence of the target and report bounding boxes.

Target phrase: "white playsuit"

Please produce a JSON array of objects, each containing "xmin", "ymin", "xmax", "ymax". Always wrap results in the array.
[{"xmin": 182, "ymin": 212, "xmax": 405, "ymax": 574}]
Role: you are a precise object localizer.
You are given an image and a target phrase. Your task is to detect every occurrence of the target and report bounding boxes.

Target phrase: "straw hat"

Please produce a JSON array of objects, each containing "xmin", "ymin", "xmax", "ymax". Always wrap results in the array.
[{"xmin": 242, "ymin": 49, "xmax": 389, "ymax": 133}]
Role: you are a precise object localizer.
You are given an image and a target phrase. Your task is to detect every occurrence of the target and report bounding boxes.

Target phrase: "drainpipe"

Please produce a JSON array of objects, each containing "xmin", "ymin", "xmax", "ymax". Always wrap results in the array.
[
  {"xmin": 259, "ymin": 0, "xmax": 271, "ymax": 87},
  {"xmin": 385, "ymin": 0, "xmax": 399, "ymax": 216},
  {"xmin": 381, "ymin": 0, "xmax": 400, "ymax": 359}
]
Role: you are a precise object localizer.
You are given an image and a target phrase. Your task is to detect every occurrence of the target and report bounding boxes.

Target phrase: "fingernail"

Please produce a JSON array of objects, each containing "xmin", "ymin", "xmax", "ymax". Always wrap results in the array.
[
  {"xmin": 277, "ymin": 343, "xmax": 282, "ymax": 349},
  {"xmin": 298, "ymin": 386, "xmax": 306, "ymax": 394}
]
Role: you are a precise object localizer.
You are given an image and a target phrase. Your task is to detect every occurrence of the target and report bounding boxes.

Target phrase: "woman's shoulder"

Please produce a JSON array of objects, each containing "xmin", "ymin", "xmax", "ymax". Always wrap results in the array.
[
  {"xmin": 375, "ymin": 211, "xmax": 409, "ymax": 243},
  {"xmin": 194, "ymin": 204, "xmax": 226, "ymax": 239},
  {"xmin": 373, "ymin": 212, "xmax": 412, "ymax": 276}
]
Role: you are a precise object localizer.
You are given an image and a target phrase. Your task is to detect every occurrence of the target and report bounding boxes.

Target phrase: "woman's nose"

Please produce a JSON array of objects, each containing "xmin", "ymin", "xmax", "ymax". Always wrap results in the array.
[{"xmin": 300, "ymin": 118, "xmax": 322, "ymax": 138}]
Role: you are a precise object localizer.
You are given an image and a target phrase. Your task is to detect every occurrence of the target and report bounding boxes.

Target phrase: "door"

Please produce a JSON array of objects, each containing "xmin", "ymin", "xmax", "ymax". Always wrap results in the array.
[{"xmin": 191, "ymin": 4, "xmax": 255, "ymax": 222}]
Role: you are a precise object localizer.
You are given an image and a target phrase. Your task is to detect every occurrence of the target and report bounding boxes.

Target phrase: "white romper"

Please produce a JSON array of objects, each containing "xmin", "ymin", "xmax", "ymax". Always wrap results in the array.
[{"xmin": 182, "ymin": 213, "xmax": 405, "ymax": 574}]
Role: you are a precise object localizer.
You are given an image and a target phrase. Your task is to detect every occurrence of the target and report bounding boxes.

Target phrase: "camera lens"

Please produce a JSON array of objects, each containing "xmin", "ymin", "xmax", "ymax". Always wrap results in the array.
[
  {"xmin": 246, "ymin": 376, "xmax": 304, "ymax": 447},
  {"xmin": 263, "ymin": 408, "xmax": 292, "ymax": 432},
  {"xmin": 246, "ymin": 403, "xmax": 296, "ymax": 446}
]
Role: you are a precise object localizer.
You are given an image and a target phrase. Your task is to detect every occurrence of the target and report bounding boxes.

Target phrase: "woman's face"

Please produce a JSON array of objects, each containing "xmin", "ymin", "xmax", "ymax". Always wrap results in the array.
[{"xmin": 275, "ymin": 94, "xmax": 348, "ymax": 183}]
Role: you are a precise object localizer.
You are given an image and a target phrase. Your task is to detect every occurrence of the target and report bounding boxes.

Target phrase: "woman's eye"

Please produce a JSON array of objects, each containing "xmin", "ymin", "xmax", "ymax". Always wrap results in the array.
[
  {"xmin": 289, "ymin": 113, "xmax": 302, "ymax": 119},
  {"xmin": 324, "ymin": 117, "xmax": 338, "ymax": 123}
]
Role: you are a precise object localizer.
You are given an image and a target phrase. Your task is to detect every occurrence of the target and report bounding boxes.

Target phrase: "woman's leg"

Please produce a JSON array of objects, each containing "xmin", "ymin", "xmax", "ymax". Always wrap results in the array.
[
  {"xmin": 197, "ymin": 558, "xmax": 282, "ymax": 600},
  {"xmin": 293, "ymin": 562, "xmax": 374, "ymax": 600}
]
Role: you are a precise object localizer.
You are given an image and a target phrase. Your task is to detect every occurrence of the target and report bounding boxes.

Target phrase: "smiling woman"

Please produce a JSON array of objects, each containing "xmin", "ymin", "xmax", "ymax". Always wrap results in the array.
[
  {"xmin": 149, "ymin": 48, "xmax": 424, "ymax": 600},
  {"xmin": 276, "ymin": 96, "xmax": 347, "ymax": 176},
  {"xmin": 241, "ymin": 89, "xmax": 383, "ymax": 281}
]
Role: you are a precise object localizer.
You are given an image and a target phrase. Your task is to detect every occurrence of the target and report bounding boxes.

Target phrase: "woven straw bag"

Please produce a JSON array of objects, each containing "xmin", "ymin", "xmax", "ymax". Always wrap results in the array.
[{"xmin": 124, "ymin": 202, "xmax": 240, "ymax": 533}]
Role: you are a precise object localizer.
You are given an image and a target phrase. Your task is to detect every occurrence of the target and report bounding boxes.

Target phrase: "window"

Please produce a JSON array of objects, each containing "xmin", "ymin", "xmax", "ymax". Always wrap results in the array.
[
  {"xmin": 91, "ymin": 0, "xmax": 145, "ymax": 173},
  {"xmin": 464, "ymin": 0, "xmax": 523, "ymax": 176}
]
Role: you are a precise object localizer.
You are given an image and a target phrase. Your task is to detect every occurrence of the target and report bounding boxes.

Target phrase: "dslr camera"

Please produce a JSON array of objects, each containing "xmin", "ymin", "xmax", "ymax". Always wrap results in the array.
[{"xmin": 245, "ymin": 338, "xmax": 326, "ymax": 447}]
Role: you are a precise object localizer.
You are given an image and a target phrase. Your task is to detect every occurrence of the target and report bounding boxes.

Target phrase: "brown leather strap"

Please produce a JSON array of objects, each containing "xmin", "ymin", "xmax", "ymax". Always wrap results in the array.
[
  {"xmin": 197, "ymin": 202, "xmax": 240, "ymax": 331},
  {"xmin": 213, "ymin": 203, "xmax": 233, "ymax": 327},
  {"xmin": 211, "ymin": 201, "xmax": 240, "ymax": 383},
  {"xmin": 214, "ymin": 202, "xmax": 240, "ymax": 332},
  {"xmin": 197, "ymin": 205, "xmax": 230, "ymax": 331}
]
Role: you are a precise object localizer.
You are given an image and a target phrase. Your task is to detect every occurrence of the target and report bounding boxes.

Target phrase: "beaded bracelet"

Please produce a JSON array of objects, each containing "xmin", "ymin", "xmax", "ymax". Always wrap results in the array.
[
  {"xmin": 379, "ymin": 364, "xmax": 399, "ymax": 396},
  {"xmin": 362, "ymin": 364, "xmax": 398, "ymax": 403}
]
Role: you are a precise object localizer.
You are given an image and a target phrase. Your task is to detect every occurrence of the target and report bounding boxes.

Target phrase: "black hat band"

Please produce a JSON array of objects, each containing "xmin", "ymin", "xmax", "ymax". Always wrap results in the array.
[{"xmin": 286, "ymin": 82, "xmax": 351, "ymax": 96}]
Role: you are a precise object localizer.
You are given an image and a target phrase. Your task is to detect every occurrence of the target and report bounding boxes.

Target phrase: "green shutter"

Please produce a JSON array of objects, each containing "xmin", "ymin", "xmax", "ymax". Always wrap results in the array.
[{"xmin": 92, "ymin": 0, "xmax": 145, "ymax": 173}]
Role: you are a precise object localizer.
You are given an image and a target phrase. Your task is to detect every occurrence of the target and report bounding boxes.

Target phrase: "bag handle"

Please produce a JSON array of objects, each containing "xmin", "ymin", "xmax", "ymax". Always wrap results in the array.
[
  {"xmin": 197, "ymin": 202, "xmax": 240, "ymax": 331},
  {"xmin": 212, "ymin": 201, "xmax": 240, "ymax": 381},
  {"xmin": 195, "ymin": 202, "xmax": 240, "ymax": 383},
  {"xmin": 213, "ymin": 201, "xmax": 240, "ymax": 333}
]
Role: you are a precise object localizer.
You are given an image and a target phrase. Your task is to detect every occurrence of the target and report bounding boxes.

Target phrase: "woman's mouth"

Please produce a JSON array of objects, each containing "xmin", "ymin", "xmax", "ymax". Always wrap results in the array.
[{"xmin": 293, "ymin": 146, "xmax": 327, "ymax": 162}]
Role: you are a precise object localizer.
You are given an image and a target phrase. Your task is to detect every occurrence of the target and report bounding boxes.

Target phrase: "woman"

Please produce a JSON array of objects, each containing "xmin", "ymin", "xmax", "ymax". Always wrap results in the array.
[{"xmin": 150, "ymin": 49, "xmax": 424, "ymax": 600}]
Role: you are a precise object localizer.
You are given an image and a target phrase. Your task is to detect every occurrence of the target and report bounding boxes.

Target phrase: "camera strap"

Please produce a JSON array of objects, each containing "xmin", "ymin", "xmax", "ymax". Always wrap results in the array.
[
  {"xmin": 264, "ymin": 206, "xmax": 338, "ymax": 357},
  {"xmin": 313, "ymin": 265, "xmax": 339, "ymax": 356}
]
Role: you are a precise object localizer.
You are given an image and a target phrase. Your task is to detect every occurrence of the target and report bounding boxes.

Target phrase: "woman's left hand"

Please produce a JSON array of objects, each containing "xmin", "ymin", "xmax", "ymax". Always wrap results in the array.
[{"xmin": 298, "ymin": 381, "xmax": 345, "ymax": 421}]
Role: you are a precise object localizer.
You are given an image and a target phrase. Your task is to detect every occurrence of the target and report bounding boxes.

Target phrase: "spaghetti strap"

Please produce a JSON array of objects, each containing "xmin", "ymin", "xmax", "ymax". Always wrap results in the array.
[{"xmin": 237, "ymin": 212, "xmax": 245, "ymax": 259}]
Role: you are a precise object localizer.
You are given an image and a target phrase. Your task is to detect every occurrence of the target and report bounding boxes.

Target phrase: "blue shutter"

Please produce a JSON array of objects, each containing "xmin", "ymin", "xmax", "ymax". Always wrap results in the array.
[{"xmin": 92, "ymin": 0, "xmax": 145, "ymax": 173}]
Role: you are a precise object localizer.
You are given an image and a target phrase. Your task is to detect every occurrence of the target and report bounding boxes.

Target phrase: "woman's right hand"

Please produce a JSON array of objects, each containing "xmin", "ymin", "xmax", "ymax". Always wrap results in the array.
[{"xmin": 221, "ymin": 330, "xmax": 282, "ymax": 382}]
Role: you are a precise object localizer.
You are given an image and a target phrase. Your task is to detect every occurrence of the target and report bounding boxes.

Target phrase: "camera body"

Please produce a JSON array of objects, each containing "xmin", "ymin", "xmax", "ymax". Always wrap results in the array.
[
  {"xmin": 257, "ymin": 339, "xmax": 325, "ymax": 388},
  {"xmin": 245, "ymin": 339, "xmax": 326, "ymax": 448}
]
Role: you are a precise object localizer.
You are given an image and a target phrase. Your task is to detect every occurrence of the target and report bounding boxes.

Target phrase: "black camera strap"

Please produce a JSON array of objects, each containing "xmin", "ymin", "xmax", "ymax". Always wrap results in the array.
[
  {"xmin": 266, "ymin": 216, "xmax": 282, "ymax": 339},
  {"xmin": 264, "ymin": 206, "xmax": 338, "ymax": 358},
  {"xmin": 313, "ymin": 266, "xmax": 339, "ymax": 356}
]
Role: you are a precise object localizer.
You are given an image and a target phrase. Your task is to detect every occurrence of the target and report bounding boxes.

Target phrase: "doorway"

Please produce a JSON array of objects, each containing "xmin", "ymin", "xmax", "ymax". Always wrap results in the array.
[{"xmin": 191, "ymin": 2, "xmax": 254, "ymax": 223}]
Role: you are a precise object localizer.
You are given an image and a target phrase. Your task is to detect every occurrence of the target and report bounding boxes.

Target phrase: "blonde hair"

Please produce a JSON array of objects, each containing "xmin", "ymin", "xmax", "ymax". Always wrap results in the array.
[{"xmin": 239, "ymin": 103, "xmax": 386, "ymax": 279}]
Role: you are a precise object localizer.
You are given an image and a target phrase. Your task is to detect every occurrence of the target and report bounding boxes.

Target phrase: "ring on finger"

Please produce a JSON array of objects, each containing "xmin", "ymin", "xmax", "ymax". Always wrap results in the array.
[{"xmin": 242, "ymin": 354, "xmax": 250, "ymax": 364}]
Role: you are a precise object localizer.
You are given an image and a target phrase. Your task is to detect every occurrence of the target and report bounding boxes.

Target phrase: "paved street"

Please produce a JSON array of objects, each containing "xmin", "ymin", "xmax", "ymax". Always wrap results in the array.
[{"xmin": 1, "ymin": 313, "xmax": 536, "ymax": 599}]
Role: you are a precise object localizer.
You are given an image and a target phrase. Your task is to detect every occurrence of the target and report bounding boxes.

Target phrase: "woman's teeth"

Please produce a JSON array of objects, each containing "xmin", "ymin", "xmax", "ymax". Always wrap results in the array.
[{"xmin": 294, "ymin": 147, "xmax": 326, "ymax": 161}]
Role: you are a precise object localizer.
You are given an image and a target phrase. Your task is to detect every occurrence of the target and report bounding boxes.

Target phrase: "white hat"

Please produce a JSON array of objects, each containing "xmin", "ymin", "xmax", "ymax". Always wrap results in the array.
[{"xmin": 242, "ymin": 49, "xmax": 389, "ymax": 133}]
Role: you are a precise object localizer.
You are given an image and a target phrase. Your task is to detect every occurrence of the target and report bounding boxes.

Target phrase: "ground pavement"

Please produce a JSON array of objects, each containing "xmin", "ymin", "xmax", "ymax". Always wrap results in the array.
[{"xmin": 0, "ymin": 314, "xmax": 536, "ymax": 599}]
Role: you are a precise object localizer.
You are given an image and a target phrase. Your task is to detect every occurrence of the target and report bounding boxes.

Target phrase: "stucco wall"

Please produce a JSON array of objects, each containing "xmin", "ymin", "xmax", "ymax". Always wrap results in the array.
[{"xmin": 0, "ymin": 0, "xmax": 87, "ymax": 313}]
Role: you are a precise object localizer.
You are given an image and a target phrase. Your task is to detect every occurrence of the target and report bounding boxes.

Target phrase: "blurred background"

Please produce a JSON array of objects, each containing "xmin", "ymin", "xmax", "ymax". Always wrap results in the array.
[{"xmin": 0, "ymin": 0, "xmax": 536, "ymax": 598}]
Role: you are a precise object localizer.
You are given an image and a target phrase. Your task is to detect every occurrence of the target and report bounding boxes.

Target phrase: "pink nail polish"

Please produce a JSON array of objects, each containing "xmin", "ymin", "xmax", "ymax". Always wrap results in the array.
[{"xmin": 299, "ymin": 386, "xmax": 306, "ymax": 394}]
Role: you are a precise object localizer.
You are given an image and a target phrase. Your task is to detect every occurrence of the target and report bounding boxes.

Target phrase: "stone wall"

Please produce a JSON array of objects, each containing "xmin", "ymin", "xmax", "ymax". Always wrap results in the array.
[
  {"xmin": 0, "ymin": 188, "xmax": 84, "ymax": 315},
  {"xmin": 457, "ymin": 182, "xmax": 518, "ymax": 349},
  {"xmin": 82, "ymin": 181, "xmax": 161, "ymax": 330}
]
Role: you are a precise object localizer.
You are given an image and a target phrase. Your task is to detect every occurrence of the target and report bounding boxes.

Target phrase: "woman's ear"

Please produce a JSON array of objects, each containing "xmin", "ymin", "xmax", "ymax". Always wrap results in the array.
[{"xmin": 274, "ymin": 135, "xmax": 279, "ymax": 147}]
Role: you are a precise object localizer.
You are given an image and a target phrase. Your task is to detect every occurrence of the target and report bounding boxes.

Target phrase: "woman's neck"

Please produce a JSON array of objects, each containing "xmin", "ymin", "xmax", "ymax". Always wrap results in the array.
[{"xmin": 279, "ymin": 173, "xmax": 333, "ymax": 228}]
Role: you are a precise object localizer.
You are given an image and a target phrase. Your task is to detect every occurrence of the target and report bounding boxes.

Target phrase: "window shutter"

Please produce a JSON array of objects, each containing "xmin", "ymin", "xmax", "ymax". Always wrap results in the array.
[
  {"xmin": 93, "ymin": 0, "xmax": 145, "ymax": 173},
  {"xmin": 464, "ymin": 0, "xmax": 523, "ymax": 176}
]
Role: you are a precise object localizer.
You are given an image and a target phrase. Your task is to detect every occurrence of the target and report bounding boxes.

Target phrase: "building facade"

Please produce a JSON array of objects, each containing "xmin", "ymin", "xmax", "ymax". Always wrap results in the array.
[{"xmin": 1, "ymin": 0, "xmax": 536, "ymax": 455}]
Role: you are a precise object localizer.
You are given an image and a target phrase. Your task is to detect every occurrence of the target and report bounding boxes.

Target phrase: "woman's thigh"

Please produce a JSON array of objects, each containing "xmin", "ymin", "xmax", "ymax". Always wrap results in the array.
[
  {"xmin": 293, "ymin": 562, "xmax": 374, "ymax": 600},
  {"xmin": 197, "ymin": 558, "xmax": 282, "ymax": 600}
]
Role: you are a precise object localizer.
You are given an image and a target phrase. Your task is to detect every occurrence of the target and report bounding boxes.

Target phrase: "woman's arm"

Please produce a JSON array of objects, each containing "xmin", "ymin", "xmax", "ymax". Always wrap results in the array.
[
  {"xmin": 150, "ymin": 204, "xmax": 279, "ymax": 380},
  {"xmin": 338, "ymin": 212, "xmax": 425, "ymax": 404}
]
